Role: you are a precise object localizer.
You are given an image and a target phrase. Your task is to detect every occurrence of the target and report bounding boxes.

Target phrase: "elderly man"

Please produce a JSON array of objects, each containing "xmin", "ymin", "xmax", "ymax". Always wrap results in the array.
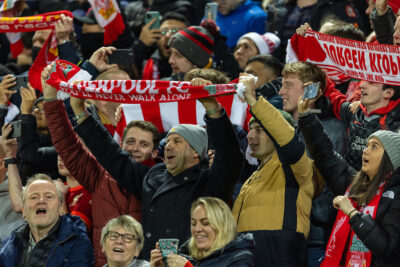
[{"xmin": 0, "ymin": 173, "xmax": 94, "ymax": 266}]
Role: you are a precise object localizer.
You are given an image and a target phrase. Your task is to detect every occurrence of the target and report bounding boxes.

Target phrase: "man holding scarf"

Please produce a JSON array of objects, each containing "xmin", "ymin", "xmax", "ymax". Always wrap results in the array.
[{"xmin": 55, "ymin": 52, "xmax": 244, "ymax": 259}]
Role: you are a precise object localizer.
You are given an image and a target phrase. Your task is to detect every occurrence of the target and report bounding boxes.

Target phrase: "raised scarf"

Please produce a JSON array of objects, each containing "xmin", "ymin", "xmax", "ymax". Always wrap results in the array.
[
  {"xmin": 287, "ymin": 30, "xmax": 400, "ymax": 86},
  {"xmin": 46, "ymin": 60, "xmax": 238, "ymax": 104}
]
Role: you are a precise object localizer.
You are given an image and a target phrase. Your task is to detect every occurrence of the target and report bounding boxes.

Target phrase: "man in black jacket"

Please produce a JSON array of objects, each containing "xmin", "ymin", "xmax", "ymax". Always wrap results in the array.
[{"xmin": 68, "ymin": 77, "xmax": 243, "ymax": 259}]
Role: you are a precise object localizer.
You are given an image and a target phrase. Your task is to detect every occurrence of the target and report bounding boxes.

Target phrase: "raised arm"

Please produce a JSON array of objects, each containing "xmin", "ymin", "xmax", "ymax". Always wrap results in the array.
[
  {"xmin": 298, "ymin": 96, "xmax": 355, "ymax": 195},
  {"xmin": 0, "ymin": 124, "xmax": 22, "ymax": 212},
  {"xmin": 190, "ymin": 78, "xmax": 244, "ymax": 201},
  {"xmin": 41, "ymin": 65, "xmax": 107, "ymax": 193},
  {"xmin": 239, "ymin": 74, "xmax": 312, "ymax": 186}
]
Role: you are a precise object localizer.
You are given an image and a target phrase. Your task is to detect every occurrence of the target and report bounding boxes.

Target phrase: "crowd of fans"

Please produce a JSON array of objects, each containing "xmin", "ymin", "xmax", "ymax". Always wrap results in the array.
[{"xmin": 0, "ymin": 0, "xmax": 399, "ymax": 266}]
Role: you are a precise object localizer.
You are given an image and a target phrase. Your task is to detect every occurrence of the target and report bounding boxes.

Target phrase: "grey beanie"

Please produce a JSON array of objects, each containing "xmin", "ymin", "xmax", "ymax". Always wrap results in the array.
[
  {"xmin": 168, "ymin": 26, "xmax": 214, "ymax": 68},
  {"xmin": 167, "ymin": 124, "xmax": 208, "ymax": 160},
  {"xmin": 369, "ymin": 130, "xmax": 400, "ymax": 170}
]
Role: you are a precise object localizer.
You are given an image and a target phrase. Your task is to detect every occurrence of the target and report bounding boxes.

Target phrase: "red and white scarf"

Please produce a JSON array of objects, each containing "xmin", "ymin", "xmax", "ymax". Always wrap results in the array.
[
  {"xmin": 47, "ymin": 60, "xmax": 240, "ymax": 103},
  {"xmin": 0, "ymin": 10, "xmax": 73, "ymax": 89},
  {"xmin": 321, "ymin": 182, "xmax": 386, "ymax": 267},
  {"xmin": 88, "ymin": 0, "xmax": 125, "ymax": 44},
  {"xmin": 46, "ymin": 60, "xmax": 250, "ymax": 136},
  {"xmin": 113, "ymin": 94, "xmax": 249, "ymax": 142},
  {"xmin": 1, "ymin": 0, "xmax": 24, "ymax": 58},
  {"xmin": 286, "ymin": 30, "xmax": 400, "ymax": 86}
]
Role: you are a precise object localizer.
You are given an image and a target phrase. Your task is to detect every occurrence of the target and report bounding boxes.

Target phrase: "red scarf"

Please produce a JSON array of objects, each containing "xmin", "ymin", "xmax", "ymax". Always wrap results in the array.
[
  {"xmin": 287, "ymin": 30, "xmax": 400, "ymax": 87},
  {"xmin": 47, "ymin": 60, "xmax": 238, "ymax": 104},
  {"xmin": 0, "ymin": 10, "xmax": 74, "ymax": 90},
  {"xmin": 321, "ymin": 182, "xmax": 386, "ymax": 267}
]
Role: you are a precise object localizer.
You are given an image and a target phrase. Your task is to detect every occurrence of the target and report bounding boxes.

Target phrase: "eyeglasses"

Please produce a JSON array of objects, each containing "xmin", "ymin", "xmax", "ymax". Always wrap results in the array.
[
  {"xmin": 161, "ymin": 28, "xmax": 179, "ymax": 35},
  {"xmin": 107, "ymin": 231, "xmax": 137, "ymax": 243}
]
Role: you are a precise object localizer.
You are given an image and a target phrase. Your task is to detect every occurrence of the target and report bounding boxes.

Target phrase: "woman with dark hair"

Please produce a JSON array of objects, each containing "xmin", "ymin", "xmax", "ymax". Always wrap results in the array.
[{"xmin": 298, "ymin": 96, "xmax": 400, "ymax": 267}]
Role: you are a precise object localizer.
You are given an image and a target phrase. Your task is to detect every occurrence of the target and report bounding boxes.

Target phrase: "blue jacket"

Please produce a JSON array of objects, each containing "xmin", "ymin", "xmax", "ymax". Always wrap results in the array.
[
  {"xmin": 216, "ymin": 0, "xmax": 267, "ymax": 48},
  {"xmin": 192, "ymin": 233, "xmax": 254, "ymax": 267},
  {"xmin": 0, "ymin": 214, "xmax": 94, "ymax": 267}
]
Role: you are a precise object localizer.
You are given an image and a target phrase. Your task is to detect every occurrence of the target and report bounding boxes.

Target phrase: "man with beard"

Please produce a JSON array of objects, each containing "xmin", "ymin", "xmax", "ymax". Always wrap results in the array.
[{"xmin": 132, "ymin": 12, "xmax": 188, "ymax": 79}]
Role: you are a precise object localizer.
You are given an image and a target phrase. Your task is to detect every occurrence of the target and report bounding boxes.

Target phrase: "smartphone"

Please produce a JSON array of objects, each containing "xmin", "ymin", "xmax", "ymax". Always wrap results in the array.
[
  {"xmin": 9, "ymin": 120, "xmax": 22, "ymax": 139},
  {"xmin": 145, "ymin": 11, "xmax": 161, "ymax": 30},
  {"xmin": 204, "ymin": 2, "xmax": 218, "ymax": 21},
  {"xmin": 303, "ymin": 82, "xmax": 320, "ymax": 100},
  {"xmin": 107, "ymin": 49, "xmax": 135, "ymax": 65},
  {"xmin": 159, "ymin": 238, "xmax": 179, "ymax": 266},
  {"xmin": 9, "ymin": 75, "xmax": 29, "ymax": 91}
]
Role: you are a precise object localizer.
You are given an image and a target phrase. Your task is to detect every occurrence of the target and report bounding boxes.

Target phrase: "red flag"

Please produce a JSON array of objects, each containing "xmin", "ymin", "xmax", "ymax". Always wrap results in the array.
[{"xmin": 88, "ymin": 0, "xmax": 125, "ymax": 44}]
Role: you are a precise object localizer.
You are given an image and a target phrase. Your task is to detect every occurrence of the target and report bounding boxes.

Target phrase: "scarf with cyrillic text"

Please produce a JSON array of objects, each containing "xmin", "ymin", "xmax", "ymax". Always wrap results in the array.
[
  {"xmin": 46, "ymin": 60, "xmax": 238, "ymax": 104},
  {"xmin": 321, "ymin": 182, "xmax": 386, "ymax": 267},
  {"xmin": 286, "ymin": 30, "xmax": 400, "ymax": 86}
]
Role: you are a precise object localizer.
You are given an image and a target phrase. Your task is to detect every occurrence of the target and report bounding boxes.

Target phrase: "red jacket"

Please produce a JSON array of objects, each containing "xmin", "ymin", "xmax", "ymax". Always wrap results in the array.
[{"xmin": 44, "ymin": 100, "xmax": 142, "ymax": 267}]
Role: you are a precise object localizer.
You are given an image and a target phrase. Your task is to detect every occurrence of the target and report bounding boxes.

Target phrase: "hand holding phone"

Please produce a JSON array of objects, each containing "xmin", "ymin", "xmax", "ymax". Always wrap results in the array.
[
  {"xmin": 9, "ymin": 120, "xmax": 22, "ymax": 139},
  {"xmin": 158, "ymin": 238, "xmax": 179, "ymax": 267},
  {"xmin": 107, "ymin": 49, "xmax": 135, "ymax": 65},
  {"xmin": 204, "ymin": 3, "xmax": 218, "ymax": 21},
  {"xmin": 302, "ymin": 82, "xmax": 320, "ymax": 100},
  {"xmin": 8, "ymin": 75, "xmax": 28, "ymax": 91},
  {"xmin": 145, "ymin": 11, "xmax": 161, "ymax": 30}
]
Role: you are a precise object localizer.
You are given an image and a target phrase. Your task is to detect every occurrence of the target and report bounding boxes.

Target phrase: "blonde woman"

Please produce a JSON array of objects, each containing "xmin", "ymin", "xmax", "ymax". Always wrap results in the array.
[{"xmin": 150, "ymin": 197, "xmax": 254, "ymax": 267}]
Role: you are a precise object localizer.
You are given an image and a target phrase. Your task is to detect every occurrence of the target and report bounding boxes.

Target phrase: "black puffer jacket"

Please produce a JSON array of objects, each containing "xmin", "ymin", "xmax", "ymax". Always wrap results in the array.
[
  {"xmin": 184, "ymin": 233, "xmax": 255, "ymax": 267},
  {"xmin": 299, "ymin": 113, "xmax": 400, "ymax": 267}
]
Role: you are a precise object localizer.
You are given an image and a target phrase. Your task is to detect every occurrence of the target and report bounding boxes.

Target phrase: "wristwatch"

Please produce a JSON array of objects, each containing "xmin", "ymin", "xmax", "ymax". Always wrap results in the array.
[{"xmin": 4, "ymin": 158, "xmax": 17, "ymax": 168}]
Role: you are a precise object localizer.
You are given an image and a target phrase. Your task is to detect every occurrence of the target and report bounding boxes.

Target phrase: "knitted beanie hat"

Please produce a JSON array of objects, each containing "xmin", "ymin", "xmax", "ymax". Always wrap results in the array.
[
  {"xmin": 237, "ymin": 32, "xmax": 280, "ymax": 55},
  {"xmin": 167, "ymin": 124, "xmax": 208, "ymax": 161},
  {"xmin": 168, "ymin": 26, "xmax": 214, "ymax": 68},
  {"xmin": 369, "ymin": 130, "xmax": 400, "ymax": 170}
]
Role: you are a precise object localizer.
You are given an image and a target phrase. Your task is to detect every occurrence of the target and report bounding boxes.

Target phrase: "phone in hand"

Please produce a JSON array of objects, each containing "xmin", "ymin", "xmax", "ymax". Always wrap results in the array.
[
  {"xmin": 8, "ymin": 120, "xmax": 22, "ymax": 139},
  {"xmin": 303, "ymin": 82, "xmax": 320, "ymax": 100},
  {"xmin": 159, "ymin": 238, "xmax": 179, "ymax": 266},
  {"xmin": 107, "ymin": 49, "xmax": 135, "ymax": 65},
  {"xmin": 9, "ymin": 75, "xmax": 29, "ymax": 91},
  {"xmin": 145, "ymin": 11, "xmax": 161, "ymax": 30},
  {"xmin": 204, "ymin": 2, "xmax": 218, "ymax": 21}
]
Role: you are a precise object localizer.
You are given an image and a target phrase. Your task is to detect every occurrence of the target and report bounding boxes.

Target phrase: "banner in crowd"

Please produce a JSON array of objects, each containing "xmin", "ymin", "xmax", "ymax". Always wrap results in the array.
[
  {"xmin": 0, "ymin": 10, "xmax": 70, "ymax": 32},
  {"xmin": 1, "ymin": 0, "xmax": 24, "ymax": 58},
  {"xmin": 88, "ymin": 0, "xmax": 125, "ymax": 44},
  {"xmin": 47, "ymin": 60, "xmax": 239, "ymax": 103},
  {"xmin": 287, "ymin": 30, "xmax": 400, "ymax": 86},
  {"xmin": 114, "ymin": 95, "xmax": 249, "ymax": 142}
]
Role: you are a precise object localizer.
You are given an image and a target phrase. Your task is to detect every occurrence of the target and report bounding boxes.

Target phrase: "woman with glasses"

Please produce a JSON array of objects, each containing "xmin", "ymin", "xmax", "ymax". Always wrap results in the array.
[
  {"xmin": 101, "ymin": 215, "xmax": 150, "ymax": 267},
  {"xmin": 150, "ymin": 197, "xmax": 254, "ymax": 267}
]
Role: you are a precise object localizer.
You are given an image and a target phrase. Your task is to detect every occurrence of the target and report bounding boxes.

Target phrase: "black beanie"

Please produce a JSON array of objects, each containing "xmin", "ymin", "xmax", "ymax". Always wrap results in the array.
[{"xmin": 168, "ymin": 26, "xmax": 214, "ymax": 68}]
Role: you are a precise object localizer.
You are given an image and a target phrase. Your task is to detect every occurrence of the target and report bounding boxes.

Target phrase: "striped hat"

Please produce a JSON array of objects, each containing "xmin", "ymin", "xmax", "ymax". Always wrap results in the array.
[{"xmin": 168, "ymin": 26, "xmax": 214, "ymax": 68}]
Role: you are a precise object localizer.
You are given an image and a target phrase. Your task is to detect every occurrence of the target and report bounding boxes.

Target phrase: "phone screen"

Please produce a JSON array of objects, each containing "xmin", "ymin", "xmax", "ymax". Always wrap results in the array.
[{"xmin": 303, "ymin": 82, "xmax": 320, "ymax": 100}]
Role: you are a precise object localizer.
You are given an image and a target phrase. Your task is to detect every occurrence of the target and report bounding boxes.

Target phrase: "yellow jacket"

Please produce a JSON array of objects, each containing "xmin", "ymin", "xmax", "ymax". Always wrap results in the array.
[{"xmin": 232, "ymin": 97, "xmax": 314, "ymax": 237}]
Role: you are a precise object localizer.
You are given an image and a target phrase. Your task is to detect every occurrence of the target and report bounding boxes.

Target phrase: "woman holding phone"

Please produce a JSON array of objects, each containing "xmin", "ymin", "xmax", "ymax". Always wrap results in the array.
[
  {"xmin": 298, "ymin": 96, "xmax": 400, "ymax": 266},
  {"xmin": 150, "ymin": 197, "xmax": 254, "ymax": 267}
]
